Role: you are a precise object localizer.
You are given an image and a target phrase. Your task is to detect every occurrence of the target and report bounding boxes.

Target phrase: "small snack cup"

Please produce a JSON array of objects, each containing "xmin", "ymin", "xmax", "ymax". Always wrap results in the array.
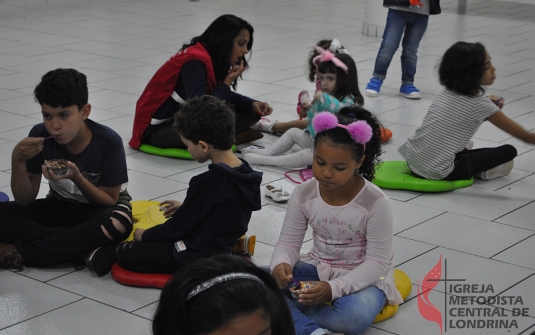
[
  {"xmin": 45, "ymin": 159, "xmax": 69, "ymax": 176},
  {"xmin": 145, "ymin": 205, "xmax": 167, "ymax": 225},
  {"xmin": 289, "ymin": 281, "xmax": 315, "ymax": 299}
]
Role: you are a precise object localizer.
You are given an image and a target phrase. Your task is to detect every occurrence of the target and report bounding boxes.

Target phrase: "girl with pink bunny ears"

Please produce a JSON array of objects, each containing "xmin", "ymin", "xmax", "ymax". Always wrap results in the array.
[
  {"xmin": 270, "ymin": 107, "xmax": 402, "ymax": 335},
  {"xmin": 242, "ymin": 47, "xmax": 363, "ymax": 168}
]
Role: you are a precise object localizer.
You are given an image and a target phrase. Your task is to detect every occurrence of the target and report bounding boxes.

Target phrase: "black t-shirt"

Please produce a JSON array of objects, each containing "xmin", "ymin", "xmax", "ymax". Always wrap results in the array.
[{"xmin": 27, "ymin": 119, "xmax": 129, "ymax": 205}]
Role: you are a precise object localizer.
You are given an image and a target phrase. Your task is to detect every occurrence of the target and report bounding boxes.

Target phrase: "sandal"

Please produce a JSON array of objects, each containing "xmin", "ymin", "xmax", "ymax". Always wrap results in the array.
[{"xmin": 265, "ymin": 185, "xmax": 291, "ymax": 203}]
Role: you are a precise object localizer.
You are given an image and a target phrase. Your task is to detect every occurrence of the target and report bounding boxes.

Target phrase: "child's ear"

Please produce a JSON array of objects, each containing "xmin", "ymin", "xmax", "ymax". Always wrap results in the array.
[
  {"xmin": 356, "ymin": 155, "xmax": 366, "ymax": 168},
  {"xmin": 80, "ymin": 103, "xmax": 91, "ymax": 120},
  {"xmin": 198, "ymin": 140, "xmax": 210, "ymax": 152}
]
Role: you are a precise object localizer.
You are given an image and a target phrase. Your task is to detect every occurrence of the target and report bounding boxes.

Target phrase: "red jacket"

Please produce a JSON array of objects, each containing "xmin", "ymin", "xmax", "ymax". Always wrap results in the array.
[{"xmin": 129, "ymin": 43, "xmax": 217, "ymax": 149}]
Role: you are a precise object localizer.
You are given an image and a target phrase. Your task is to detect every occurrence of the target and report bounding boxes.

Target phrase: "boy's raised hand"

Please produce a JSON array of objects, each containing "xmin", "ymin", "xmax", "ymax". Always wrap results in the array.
[
  {"xmin": 159, "ymin": 200, "xmax": 182, "ymax": 218},
  {"xmin": 12, "ymin": 137, "xmax": 45, "ymax": 162},
  {"xmin": 296, "ymin": 281, "xmax": 332, "ymax": 305},
  {"xmin": 272, "ymin": 263, "xmax": 294, "ymax": 289}
]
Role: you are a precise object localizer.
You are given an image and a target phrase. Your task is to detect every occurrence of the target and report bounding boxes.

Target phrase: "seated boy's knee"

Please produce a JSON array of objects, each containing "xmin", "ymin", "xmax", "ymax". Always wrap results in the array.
[{"xmin": 100, "ymin": 208, "xmax": 133, "ymax": 241}]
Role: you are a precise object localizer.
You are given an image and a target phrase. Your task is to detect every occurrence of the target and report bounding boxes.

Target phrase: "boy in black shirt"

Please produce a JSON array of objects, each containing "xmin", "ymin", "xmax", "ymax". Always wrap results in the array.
[
  {"xmin": 0, "ymin": 69, "xmax": 132, "ymax": 275},
  {"xmin": 116, "ymin": 95, "xmax": 262, "ymax": 274}
]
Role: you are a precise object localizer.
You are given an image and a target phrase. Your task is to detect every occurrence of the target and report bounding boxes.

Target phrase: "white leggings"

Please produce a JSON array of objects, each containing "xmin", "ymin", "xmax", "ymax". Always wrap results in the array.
[{"xmin": 242, "ymin": 128, "xmax": 314, "ymax": 168}]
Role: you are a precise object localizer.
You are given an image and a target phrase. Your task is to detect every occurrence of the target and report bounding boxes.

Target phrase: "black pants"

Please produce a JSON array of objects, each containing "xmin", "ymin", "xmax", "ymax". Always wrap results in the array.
[
  {"xmin": 0, "ymin": 197, "xmax": 132, "ymax": 267},
  {"xmin": 144, "ymin": 109, "xmax": 261, "ymax": 149},
  {"xmin": 116, "ymin": 240, "xmax": 183, "ymax": 274},
  {"xmin": 443, "ymin": 145, "xmax": 517, "ymax": 181}
]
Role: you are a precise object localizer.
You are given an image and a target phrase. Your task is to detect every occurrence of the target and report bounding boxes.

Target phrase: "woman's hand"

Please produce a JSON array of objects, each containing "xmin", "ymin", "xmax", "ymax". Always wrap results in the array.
[
  {"xmin": 224, "ymin": 59, "xmax": 246, "ymax": 86},
  {"xmin": 272, "ymin": 263, "xmax": 293, "ymax": 289},
  {"xmin": 297, "ymin": 281, "xmax": 332, "ymax": 305},
  {"xmin": 252, "ymin": 101, "xmax": 273, "ymax": 116},
  {"xmin": 159, "ymin": 200, "xmax": 182, "ymax": 218},
  {"xmin": 134, "ymin": 228, "xmax": 145, "ymax": 241}
]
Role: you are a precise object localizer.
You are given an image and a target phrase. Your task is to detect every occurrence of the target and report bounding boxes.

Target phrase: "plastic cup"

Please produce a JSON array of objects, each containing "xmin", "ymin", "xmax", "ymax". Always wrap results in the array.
[
  {"xmin": 145, "ymin": 205, "xmax": 167, "ymax": 225},
  {"xmin": 45, "ymin": 159, "xmax": 69, "ymax": 176}
]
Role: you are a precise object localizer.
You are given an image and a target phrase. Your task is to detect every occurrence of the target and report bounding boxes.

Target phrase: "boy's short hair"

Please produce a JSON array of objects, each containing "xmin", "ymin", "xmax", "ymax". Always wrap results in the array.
[
  {"xmin": 174, "ymin": 96, "xmax": 235, "ymax": 150},
  {"xmin": 34, "ymin": 68, "xmax": 88, "ymax": 110}
]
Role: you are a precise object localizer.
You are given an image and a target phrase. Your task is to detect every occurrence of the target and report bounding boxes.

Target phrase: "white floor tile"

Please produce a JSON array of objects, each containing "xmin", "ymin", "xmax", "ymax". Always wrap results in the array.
[{"xmin": 398, "ymin": 212, "xmax": 531, "ymax": 257}]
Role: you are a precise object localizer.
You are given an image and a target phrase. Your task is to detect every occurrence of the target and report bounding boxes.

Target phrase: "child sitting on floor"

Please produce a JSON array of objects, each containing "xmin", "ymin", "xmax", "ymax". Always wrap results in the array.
[
  {"xmin": 0, "ymin": 68, "xmax": 132, "ymax": 276},
  {"xmin": 115, "ymin": 96, "xmax": 263, "ymax": 274},
  {"xmin": 243, "ymin": 46, "xmax": 364, "ymax": 168},
  {"xmin": 270, "ymin": 107, "xmax": 402, "ymax": 335},
  {"xmin": 399, "ymin": 41, "xmax": 535, "ymax": 181}
]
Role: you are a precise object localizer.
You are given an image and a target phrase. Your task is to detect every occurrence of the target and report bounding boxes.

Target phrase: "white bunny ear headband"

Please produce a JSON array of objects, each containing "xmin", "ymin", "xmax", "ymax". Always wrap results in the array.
[{"xmin": 329, "ymin": 38, "xmax": 350, "ymax": 55}]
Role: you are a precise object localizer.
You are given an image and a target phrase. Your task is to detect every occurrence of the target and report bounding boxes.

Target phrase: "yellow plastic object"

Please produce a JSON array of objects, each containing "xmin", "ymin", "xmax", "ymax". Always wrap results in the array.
[
  {"xmin": 126, "ymin": 200, "xmax": 164, "ymax": 241},
  {"xmin": 373, "ymin": 269, "xmax": 412, "ymax": 322}
]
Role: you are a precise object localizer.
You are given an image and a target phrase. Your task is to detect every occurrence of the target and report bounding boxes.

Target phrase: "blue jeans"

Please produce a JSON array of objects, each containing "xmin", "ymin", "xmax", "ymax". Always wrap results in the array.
[
  {"xmin": 286, "ymin": 262, "xmax": 387, "ymax": 335},
  {"xmin": 372, "ymin": 8, "xmax": 429, "ymax": 85}
]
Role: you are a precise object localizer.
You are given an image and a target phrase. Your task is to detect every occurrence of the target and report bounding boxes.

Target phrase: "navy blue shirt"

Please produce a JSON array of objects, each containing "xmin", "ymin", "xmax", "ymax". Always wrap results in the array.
[{"xmin": 27, "ymin": 119, "xmax": 129, "ymax": 204}]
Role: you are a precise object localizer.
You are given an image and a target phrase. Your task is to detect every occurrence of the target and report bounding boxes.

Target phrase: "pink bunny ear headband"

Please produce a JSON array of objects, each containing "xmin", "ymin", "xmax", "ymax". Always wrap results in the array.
[
  {"xmin": 312, "ymin": 112, "xmax": 372, "ymax": 150},
  {"xmin": 313, "ymin": 46, "xmax": 348, "ymax": 74}
]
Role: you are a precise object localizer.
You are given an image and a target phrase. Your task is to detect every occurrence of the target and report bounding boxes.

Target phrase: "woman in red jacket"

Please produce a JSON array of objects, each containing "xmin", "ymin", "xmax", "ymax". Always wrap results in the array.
[{"xmin": 130, "ymin": 14, "xmax": 273, "ymax": 150}]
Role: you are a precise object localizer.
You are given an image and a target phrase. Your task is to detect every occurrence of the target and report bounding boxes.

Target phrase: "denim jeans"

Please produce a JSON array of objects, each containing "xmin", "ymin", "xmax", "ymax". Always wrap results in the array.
[
  {"xmin": 286, "ymin": 262, "xmax": 387, "ymax": 335},
  {"xmin": 372, "ymin": 8, "xmax": 429, "ymax": 85}
]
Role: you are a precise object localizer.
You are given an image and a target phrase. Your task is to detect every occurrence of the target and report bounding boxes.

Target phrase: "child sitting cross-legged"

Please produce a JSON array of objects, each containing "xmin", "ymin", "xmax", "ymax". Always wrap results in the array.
[
  {"xmin": 270, "ymin": 107, "xmax": 403, "ymax": 335},
  {"xmin": 115, "ymin": 95, "xmax": 263, "ymax": 274}
]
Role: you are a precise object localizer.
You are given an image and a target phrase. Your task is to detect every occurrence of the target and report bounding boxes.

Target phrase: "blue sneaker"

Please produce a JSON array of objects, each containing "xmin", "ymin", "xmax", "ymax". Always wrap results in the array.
[
  {"xmin": 365, "ymin": 77, "xmax": 383, "ymax": 97},
  {"xmin": 399, "ymin": 84, "xmax": 422, "ymax": 99}
]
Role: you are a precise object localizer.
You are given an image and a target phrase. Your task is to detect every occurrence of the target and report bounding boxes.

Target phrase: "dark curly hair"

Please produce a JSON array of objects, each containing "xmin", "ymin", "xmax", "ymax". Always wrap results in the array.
[
  {"xmin": 307, "ymin": 39, "xmax": 334, "ymax": 82},
  {"xmin": 152, "ymin": 254, "xmax": 295, "ymax": 335},
  {"xmin": 438, "ymin": 41, "xmax": 487, "ymax": 97},
  {"xmin": 182, "ymin": 14, "xmax": 254, "ymax": 91},
  {"xmin": 316, "ymin": 53, "xmax": 364, "ymax": 106},
  {"xmin": 34, "ymin": 68, "xmax": 88, "ymax": 110},
  {"xmin": 173, "ymin": 95, "xmax": 235, "ymax": 150},
  {"xmin": 314, "ymin": 106, "xmax": 383, "ymax": 181}
]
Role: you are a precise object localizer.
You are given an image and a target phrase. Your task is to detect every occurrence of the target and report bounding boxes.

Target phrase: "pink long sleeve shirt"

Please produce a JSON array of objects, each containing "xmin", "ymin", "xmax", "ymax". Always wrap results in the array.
[{"xmin": 270, "ymin": 178, "xmax": 403, "ymax": 305}]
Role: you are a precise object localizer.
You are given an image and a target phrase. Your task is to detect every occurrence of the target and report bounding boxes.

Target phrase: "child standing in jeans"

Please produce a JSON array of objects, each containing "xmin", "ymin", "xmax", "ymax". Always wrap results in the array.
[{"xmin": 365, "ymin": 0, "xmax": 441, "ymax": 99}]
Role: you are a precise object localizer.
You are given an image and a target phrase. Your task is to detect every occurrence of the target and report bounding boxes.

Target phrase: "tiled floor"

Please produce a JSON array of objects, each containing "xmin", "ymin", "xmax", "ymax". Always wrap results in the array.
[{"xmin": 0, "ymin": 0, "xmax": 534, "ymax": 334}]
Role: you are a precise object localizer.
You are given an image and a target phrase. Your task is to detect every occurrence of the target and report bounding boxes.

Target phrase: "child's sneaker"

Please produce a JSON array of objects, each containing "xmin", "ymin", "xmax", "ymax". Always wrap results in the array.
[
  {"xmin": 251, "ymin": 118, "xmax": 276, "ymax": 133},
  {"xmin": 466, "ymin": 140, "xmax": 474, "ymax": 150},
  {"xmin": 87, "ymin": 246, "xmax": 116, "ymax": 277},
  {"xmin": 233, "ymin": 234, "xmax": 256, "ymax": 256},
  {"xmin": 475, "ymin": 160, "xmax": 514, "ymax": 180},
  {"xmin": 399, "ymin": 84, "xmax": 421, "ymax": 99},
  {"xmin": 365, "ymin": 78, "xmax": 383, "ymax": 97}
]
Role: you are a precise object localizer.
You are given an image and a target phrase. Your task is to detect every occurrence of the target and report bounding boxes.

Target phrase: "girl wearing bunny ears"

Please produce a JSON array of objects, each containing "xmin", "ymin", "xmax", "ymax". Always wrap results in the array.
[
  {"xmin": 270, "ymin": 107, "xmax": 403, "ymax": 335},
  {"xmin": 242, "ymin": 47, "xmax": 363, "ymax": 168}
]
